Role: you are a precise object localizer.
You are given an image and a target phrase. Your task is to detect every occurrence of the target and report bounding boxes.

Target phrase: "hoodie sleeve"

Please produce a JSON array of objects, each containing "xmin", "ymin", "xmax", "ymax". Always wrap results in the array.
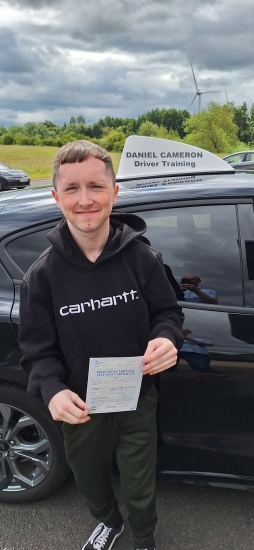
[
  {"xmin": 19, "ymin": 275, "xmax": 69, "ymax": 407},
  {"xmin": 145, "ymin": 252, "xmax": 184, "ymax": 348}
]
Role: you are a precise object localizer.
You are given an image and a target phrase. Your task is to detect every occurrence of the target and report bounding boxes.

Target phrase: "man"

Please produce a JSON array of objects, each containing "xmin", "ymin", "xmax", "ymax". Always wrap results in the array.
[
  {"xmin": 180, "ymin": 274, "xmax": 218, "ymax": 305},
  {"xmin": 179, "ymin": 327, "xmax": 215, "ymax": 373},
  {"xmin": 19, "ymin": 140, "xmax": 184, "ymax": 550}
]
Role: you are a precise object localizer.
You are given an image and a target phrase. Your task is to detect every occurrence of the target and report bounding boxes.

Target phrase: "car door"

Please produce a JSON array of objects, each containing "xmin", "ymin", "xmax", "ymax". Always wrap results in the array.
[
  {"xmin": 242, "ymin": 152, "xmax": 254, "ymax": 171},
  {"xmin": 0, "ymin": 262, "xmax": 21, "ymax": 373},
  {"xmin": 134, "ymin": 199, "xmax": 254, "ymax": 480},
  {"xmin": 1, "ymin": 223, "xmax": 60, "ymax": 340}
]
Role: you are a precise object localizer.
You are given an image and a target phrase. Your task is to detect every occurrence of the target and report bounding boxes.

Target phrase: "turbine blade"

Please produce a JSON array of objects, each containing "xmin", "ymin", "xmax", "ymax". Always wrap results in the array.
[
  {"xmin": 199, "ymin": 90, "xmax": 221, "ymax": 94},
  {"xmin": 190, "ymin": 61, "xmax": 198, "ymax": 91},
  {"xmin": 188, "ymin": 93, "xmax": 198, "ymax": 109}
]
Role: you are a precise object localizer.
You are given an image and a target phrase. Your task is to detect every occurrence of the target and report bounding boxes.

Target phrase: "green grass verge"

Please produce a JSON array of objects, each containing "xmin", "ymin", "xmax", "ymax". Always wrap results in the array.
[{"xmin": 0, "ymin": 145, "xmax": 121, "ymax": 179}]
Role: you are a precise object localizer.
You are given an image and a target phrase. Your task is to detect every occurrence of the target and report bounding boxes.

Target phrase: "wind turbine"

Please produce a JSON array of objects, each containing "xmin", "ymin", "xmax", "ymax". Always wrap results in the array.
[{"xmin": 189, "ymin": 62, "xmax": 221, "ymax": 112}]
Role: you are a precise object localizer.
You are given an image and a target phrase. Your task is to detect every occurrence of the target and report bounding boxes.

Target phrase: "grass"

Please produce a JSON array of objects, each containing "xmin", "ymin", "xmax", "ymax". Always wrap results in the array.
[{"xmin": 0, "ymin": 145, "xmax": 121, "ymax": 179}]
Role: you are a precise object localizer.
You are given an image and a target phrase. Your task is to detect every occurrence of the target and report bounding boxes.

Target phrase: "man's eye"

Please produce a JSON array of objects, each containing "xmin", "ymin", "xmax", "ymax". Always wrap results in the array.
[{"xmin": 65, "ymin": 186, "xmax": 77, "ymax": 191}]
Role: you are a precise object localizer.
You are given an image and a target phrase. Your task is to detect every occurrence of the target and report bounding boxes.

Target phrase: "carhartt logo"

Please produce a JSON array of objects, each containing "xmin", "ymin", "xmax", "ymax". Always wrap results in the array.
[{"xmin": 59, "ymin": 290, "xmax": 139, "ymax": 316}]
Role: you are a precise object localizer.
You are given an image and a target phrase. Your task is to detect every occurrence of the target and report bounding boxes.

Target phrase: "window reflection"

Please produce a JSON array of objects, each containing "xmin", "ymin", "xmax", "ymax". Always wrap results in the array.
[{"xmin": 137, "ymin": 205, "xmax": 242, "ymax": 306}]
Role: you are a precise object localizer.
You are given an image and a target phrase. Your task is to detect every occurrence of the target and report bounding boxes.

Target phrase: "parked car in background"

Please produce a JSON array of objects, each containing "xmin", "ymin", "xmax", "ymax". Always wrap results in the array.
[
  {"xmin": 1, "ymin": 137, "xmax": 254, "ymax": 504},
  {"xmin": 223, "ymin": 151, "xmax": 254, "ymax": 171},
  {"xmin": 0, "ymin": 162, "xmax": 30, "ymax": 191}
]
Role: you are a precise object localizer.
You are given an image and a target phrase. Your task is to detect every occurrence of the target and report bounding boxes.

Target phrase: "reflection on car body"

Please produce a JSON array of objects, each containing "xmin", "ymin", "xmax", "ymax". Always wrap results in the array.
[{"xmin": 1, "ymin": 136, "xmax": 254, "ymax": 503}]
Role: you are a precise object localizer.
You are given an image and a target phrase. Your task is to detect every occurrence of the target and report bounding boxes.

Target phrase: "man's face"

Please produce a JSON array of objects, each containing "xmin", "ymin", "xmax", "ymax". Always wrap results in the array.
[
  {"xmin": 52, "ymin": 157, "xmax": 118, "ymax": 238},
  {"xmin": 188, "ymin": 276, "xmax": 200, "ymax": 287}
]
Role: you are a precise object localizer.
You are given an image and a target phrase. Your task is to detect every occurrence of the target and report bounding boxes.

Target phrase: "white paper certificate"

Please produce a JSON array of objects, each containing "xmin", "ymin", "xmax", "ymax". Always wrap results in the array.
[{"xmin": 86, "ymin": 356, "xmax": 143, "ymax": 414}]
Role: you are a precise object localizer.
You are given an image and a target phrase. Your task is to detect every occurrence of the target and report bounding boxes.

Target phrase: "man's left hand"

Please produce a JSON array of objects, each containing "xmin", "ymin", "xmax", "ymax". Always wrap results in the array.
[{"xmin": 142, "ymin": 337, "xmax": 178, "ymax": 375}]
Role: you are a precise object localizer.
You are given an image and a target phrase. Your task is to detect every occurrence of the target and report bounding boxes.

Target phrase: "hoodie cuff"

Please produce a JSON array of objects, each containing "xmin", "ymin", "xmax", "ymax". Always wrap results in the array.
[
  {"xmin": 38, "ymin": 376, "xmax": 69, "ymax": 407},
  {"xmin": 150, "ymin": 329, "xmax": 183, "ymax": 349}
]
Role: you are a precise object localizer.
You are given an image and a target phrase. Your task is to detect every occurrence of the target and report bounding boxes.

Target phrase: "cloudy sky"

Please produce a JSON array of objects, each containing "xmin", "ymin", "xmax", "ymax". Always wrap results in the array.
[{"xmin": 0, "ymin": 0, "xmax": 253, "ymax": 127}]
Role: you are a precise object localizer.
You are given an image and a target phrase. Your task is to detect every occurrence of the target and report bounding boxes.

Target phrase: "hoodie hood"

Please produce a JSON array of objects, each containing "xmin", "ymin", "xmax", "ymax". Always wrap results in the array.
[{"xmin": 47, "ymin": 211, "xmax": 147, "ymax": 270}]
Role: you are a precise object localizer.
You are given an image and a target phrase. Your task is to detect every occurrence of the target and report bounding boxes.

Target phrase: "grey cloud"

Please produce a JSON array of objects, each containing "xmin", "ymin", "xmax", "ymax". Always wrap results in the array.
[
  {"xmin": 0, "ymin": 0, "xmax": 253, "ymax": 126},
  {"xmin": 0, "ymin": 29, "xmax": 33, "ymax": 73},
  {"xmin": 2, "ymin": 0, "xmax": 63, "ymax": 7}
]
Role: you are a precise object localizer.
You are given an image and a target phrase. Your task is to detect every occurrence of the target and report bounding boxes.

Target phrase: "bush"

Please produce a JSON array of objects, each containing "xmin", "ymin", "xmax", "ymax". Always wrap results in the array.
[{"xmin": 1, "ymin": 134, "xmax": 14, "ymax": 145}]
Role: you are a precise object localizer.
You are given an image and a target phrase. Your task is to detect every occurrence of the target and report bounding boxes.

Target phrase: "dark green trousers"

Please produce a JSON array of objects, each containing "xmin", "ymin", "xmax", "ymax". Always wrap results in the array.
[{"xmin": 62, "ymin": 385, "xmax": 158, "ymax": 548}]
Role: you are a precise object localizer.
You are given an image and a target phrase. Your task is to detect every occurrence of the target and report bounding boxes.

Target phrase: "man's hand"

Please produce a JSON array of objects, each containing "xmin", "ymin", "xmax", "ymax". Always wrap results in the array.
[
  {"xmin": 182, "ymin": 328, "xmax": 192, "ymax": 337},
  {"xmin": 142, "ymin": 337, "xmax": 178, "ymax": 375},
  {"xmin": 48, "ymin": 389, "xmax": 91, "ymax": 424},
  {"xmin": 180, "ymin": 283, "xmax": 194, "ymax": 291}
]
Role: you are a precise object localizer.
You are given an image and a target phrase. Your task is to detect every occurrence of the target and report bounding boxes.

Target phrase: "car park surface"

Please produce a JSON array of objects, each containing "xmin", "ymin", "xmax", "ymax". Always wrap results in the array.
[
  {"xmin": 1, "ymin": 137, "xmax": 254, "ymax": 503},
  {"xmin": 0, "ymin": 162, "xmax": 30, "ymax": 191},
  {"xmin": 223, "ymin": 151, "xmax": 254, "ymax": 171}
]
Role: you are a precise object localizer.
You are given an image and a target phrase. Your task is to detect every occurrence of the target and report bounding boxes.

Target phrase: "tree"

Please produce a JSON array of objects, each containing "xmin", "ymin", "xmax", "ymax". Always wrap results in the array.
[
  {"xmin": 184, "ymin": 102, "xmax": 239, "ymax": 153},
  {"xmin": 137, "ymin": 108, "xmax": 190, "ymax": 138},
  {"xmin": 24, "ymin": 122, "xmax": 38, "ymax": 136},
  {"xmin": 250, "ymin": 103, "xmax": 254, "ymax": 123},
  {"xmin": 77, "ymin": 115, "xmax": 85, "ymax": 124},
  {"xmin": 1, "ymin": 134, "xmax": 14, "ymax": 144},
  {"xmin": 100, "ymin": 128, "xmax": 125, "ymax": 151},
  {"xmin": 137, "ymin": 121, "xmax": 161, "ymax": 137},
  {"xmin": 43, "ymin": 120, "xmax": 59, "ymax": 128},
  {"xmin": 231, "ymin": 102, "xmax": 250, "ymax": 144},
  {"xmin": 90, "ymin": 123, "xmax": 103, "ymax": 139}
]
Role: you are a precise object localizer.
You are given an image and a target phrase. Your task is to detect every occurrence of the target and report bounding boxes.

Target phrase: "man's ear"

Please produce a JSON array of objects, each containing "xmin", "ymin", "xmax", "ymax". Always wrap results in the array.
[
  {"xmin": 113, "ymin": 184, "xmax": 119, "ymax": 203},
  {"xmin": 52, "ymin": 188, "xmax": 60, "ymax": 208}
]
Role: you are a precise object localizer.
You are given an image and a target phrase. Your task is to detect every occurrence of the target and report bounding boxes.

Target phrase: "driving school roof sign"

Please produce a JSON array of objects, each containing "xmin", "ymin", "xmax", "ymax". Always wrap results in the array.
[{"xmin": 117, "ymin": 136, "xmax": 235, "ymax": 181}]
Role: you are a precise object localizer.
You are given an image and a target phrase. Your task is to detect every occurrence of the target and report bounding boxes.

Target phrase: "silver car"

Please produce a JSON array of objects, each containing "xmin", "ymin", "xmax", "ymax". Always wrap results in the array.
[{"xmin": 223, "ymin": 151, "xmax": 254, "ymax": 171}]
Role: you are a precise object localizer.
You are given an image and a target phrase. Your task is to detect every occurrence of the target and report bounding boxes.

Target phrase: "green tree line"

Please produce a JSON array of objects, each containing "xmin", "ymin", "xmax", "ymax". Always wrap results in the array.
[{"xmin": 0, "ymin": 102, "xmax": 254, "ymax": 154}]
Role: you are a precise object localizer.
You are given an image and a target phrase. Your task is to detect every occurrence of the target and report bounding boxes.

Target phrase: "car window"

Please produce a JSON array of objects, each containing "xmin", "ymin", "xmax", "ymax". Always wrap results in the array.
[
  {"xmin": 6, "ymin": 228, "xmax": 53, "ymax": 273},
  {"xmin": 246, "ymin": 153, "xmax": 254, "ymax": 162},
  {"xmin": 136, "ymin": 204, "xmax": 242, "ymax": 306},
  {"xmin": 225, "ymin": 154, "xmax": 245, "ymax": 164},
  {"xmin": 0, "ymin": 163, "xmax": 10, "ymax": 170}
]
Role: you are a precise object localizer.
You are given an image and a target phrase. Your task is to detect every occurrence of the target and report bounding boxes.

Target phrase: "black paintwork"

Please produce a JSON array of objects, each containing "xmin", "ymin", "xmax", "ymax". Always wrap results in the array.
[{"xmin": 1, "ymin": 172, "xmax": 254, "ymax": 489}]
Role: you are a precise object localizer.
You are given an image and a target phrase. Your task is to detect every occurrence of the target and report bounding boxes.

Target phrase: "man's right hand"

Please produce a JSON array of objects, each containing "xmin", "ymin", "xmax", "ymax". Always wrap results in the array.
[{"xmin": 48, "ymin": 389, "xmax": 91, "ymax": 424}]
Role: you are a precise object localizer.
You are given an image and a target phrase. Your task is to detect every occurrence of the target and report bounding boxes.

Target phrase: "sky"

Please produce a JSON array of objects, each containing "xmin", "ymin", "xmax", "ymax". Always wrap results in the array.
[{"xmin": 0, "ymin": 0, "xmax": 254, "ymax": 127}]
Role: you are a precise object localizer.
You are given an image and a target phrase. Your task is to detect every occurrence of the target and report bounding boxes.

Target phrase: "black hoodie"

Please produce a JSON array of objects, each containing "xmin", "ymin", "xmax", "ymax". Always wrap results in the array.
[{"xmin": 19, "ymin": 212, "xmax": 184, "ymax": 406}]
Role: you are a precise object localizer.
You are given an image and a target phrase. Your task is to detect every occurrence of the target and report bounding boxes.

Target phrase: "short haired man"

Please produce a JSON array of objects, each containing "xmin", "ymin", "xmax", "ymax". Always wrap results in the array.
[
  {"xmin": 19, "ymin": 140, "xmax": 184, "ymax": 550},
  {"xmin": 180, "ymin": 274, "xmax": 218, "ymax": 305}
]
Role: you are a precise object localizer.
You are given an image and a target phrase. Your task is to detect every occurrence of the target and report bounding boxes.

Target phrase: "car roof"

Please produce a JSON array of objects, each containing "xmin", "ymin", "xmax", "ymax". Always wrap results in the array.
[
  {"xmin": 224, "ymin": 151, "xmax": 254, "ymax": 157},
  {"xmin": 0, "ymin": 172, "xmax": 254, "ymax": 241}
]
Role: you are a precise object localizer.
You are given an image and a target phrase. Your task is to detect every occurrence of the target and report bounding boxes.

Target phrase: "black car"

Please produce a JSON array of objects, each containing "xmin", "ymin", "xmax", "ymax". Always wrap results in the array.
[
  {"xmin": 1, "ymin": 137, "xmax": 254, "ymax": 504},
  {"xmin": 0, "ymin": 162, "xmax": 30, "ymax": 191}
]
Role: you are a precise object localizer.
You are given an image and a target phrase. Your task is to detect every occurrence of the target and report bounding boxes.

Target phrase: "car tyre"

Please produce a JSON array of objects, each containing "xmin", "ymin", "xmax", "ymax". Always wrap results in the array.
[{"xmin": 0, "ymin": 381, "xmax": 70, "ymax": 503}]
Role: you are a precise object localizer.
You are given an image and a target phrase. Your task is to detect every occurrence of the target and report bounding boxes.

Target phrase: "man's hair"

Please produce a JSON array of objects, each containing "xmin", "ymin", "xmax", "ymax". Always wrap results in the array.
[{"xmin": 52, "ymin": 140, "xmax": 116, "ymax": 188}]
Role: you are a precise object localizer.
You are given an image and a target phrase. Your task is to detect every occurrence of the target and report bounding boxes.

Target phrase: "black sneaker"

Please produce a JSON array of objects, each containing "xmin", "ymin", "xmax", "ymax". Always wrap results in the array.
[{"xmin": 82, "ymin": 522, "xmax": 124, "ymax": 550}]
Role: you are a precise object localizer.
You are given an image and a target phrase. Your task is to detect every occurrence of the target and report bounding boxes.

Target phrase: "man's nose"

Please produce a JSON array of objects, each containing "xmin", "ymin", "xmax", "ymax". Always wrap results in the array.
[{"xmin": 78, "ymin": 187, "xmax": 93, "ymax": 204}]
